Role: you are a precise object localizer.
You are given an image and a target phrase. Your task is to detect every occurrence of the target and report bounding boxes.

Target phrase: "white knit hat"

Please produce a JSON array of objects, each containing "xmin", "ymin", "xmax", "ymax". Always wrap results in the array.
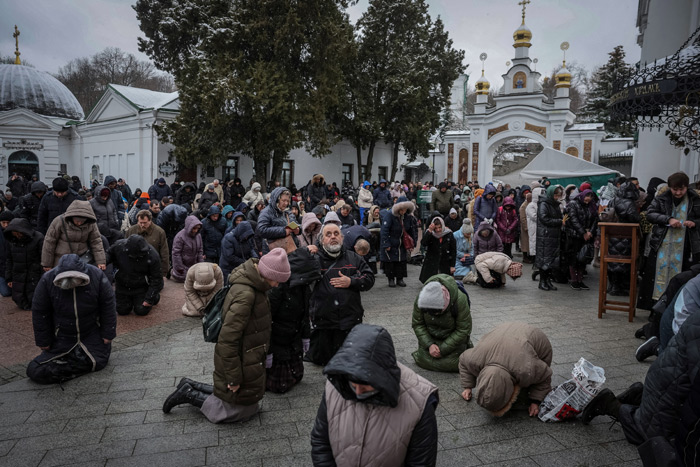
[{"xmin": 417, "ymin": 282, "xmax": 450, "ymax": 311}]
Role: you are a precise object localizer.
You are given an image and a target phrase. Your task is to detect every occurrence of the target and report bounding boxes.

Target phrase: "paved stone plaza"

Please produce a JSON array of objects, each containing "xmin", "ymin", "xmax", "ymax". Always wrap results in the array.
[{"xmin": 0, "ymin": 260, "xmax": 650, "ymax": 466}]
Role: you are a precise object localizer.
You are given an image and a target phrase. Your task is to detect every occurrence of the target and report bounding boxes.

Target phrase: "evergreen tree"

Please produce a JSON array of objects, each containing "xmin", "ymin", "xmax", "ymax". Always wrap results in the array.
[
  {"xmin": 134, "ymin": 0, "xmax": 353, "ymax": 186},
  {"xmin": 579, "ymin": 45, "xmax": 633, "ymax": 135},
  {"xmin": 336, "ymin": 0, "xmax": 464, "ymax": 183}
]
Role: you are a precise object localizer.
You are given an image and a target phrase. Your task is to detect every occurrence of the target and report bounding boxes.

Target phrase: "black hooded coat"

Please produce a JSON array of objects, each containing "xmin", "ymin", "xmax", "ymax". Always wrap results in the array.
[
  {"xmin": 18, "ymin": 181, "xmax": 48, "ymax": 228},
  {"xmin": 29, "ymin": 254, "xmax": 117, "ymax": 372},
  {"xmin": 4, "ymin": 218, "xmax": 44, "ymax": 307},
  {"xmin": 109, "ymin": 235, "xmax": 164, "ymax": 304}
]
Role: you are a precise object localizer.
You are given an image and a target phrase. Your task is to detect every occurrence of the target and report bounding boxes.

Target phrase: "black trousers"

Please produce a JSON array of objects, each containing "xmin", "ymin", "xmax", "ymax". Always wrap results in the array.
[
  {"xmin": 306, "ymin": 328, "xmax": 351, "ymax": 366},
  {"xmin": 116, "ymin": 288, "xmax": 160, "ymax": 316},
  {"xmin": 476, "ymin": 270, "xmax": 504, "ymax": 288},
  {"xmin": 26, "ymin": 345, "xmax": 98, "ymax": 385},
  {"xmin": 384, "ymin": 260, "xmax": 407, "ymax": 279}
]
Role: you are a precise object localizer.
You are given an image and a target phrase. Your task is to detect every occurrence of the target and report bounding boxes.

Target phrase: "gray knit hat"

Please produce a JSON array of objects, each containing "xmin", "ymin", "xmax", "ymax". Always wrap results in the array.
[
  {"xmin": 417, "ymin": 281, "xmax": 450, "ymax": 311},
  {"xmin": 461, "ymin": 218, "xmax": 474, "ymax": 236}
]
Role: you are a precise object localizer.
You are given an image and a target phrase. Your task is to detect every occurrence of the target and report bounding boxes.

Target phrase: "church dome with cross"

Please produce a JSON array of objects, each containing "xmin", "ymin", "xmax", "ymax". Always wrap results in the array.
[{"xmin": 0, "ymin": 64, "xmax": 84, "ymax": 120}]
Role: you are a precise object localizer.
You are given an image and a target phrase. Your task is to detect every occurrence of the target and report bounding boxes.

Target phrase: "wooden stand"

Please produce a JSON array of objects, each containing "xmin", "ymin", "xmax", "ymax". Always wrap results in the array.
[{"xmin": 598, "ymin": 222, "xmax": 640, "ymax": 322}]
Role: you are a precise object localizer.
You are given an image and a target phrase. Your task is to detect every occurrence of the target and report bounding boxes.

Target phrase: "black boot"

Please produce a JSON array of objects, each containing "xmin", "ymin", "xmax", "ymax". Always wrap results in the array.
[
  {"xmin": 396, "ymin": 278, "xmax": 406, "ymax": 287},
  {"xmin": 177, "ymin": 377, "xmax": 213, "ymax": 394},
  {"xmin": 544, "ymin": 271, "xmax": 557, "ymax": 291},
  {"xmin": 635, "ymin": 336, "xmax": 659, "ymax": 362},
  {"xmin": 581, "ymin": 389, "xmax": 621, "ymax": 425},
  {"xmin": 163, "ymin": 383, "xmax": 209, "ymax": 413},
  {"xmin": 388, "ymin": 278, "xmax": 396, "ymax": 288},
  {"xmin": 538, "ymin": 275, "xmax": 551, "ymax": 291},
  {"xmin": 617, "ymin": 382, "xmax": 644, "ymax": 406}
]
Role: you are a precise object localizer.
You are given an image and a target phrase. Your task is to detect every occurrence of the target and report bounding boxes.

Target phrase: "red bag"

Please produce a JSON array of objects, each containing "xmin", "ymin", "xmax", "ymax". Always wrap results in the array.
[{"xmin": 402, "ymin": 229, "xmax": 414, "ymax": 251}]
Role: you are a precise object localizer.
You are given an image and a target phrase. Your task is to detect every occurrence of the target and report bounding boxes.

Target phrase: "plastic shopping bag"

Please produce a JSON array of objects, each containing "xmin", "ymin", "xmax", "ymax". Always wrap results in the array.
[{"xmin": 538, "ymin": 357, "xmax": 606, "ymax": 422}]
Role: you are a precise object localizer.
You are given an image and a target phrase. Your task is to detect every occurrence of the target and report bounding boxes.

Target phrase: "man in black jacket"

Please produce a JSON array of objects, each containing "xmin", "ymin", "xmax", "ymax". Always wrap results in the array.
[
  {"xmin": 36, "ymin": 177, "xmax": 81, "ymax": 234},
  {"xmin": 26, "ymin": 254, "xmax": 117, "ymax": 384},
  {"xmin": 17, "ymin": 181, "xmax": 47, "ymax": 228},
  {"xmin": 109, "ymin": 235, "xmax": 164, "ymax": 316},
  {"xmin": 311, "ymin": 324, "xmax": 438, "ymax": 466},
  {"xmin": 306, "ymin": 223, "xmax": 374, "ymax": 366}
]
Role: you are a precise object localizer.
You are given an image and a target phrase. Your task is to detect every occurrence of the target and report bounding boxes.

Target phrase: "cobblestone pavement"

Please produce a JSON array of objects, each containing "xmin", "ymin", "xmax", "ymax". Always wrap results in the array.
[{"xmin": 0, "ymin": 259, "xmax": 650, "ymax": 466}]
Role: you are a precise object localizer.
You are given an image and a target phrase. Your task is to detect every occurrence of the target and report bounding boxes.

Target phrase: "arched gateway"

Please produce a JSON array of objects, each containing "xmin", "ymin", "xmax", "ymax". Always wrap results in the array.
[{"xmin": 441, "ymin": 4, "xmax": 608, "ymax": 184}]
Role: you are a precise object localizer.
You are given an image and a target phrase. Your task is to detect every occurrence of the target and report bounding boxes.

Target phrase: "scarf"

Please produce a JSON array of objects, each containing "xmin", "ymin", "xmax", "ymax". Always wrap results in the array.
[{"xmin": 653, "ymin": 195, "xmax": 689, "ymax": 299}]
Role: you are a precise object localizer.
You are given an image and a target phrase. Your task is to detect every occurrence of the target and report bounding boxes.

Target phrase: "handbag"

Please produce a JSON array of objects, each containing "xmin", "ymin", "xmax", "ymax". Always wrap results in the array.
[
  {"xmin": 62, "ymin": 217, "xmax": 95, "ymax": 265},
  {"xmin": 577, "ymin": 242, "xmax": 594, "ymax": 264},
  {"xmin": 401, "ymin": 219, "xmax": 415, "ymax": 251}
]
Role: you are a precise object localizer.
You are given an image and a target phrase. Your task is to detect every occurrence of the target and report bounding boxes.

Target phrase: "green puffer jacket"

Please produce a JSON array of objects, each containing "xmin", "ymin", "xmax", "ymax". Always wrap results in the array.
[
  {"xmin": 411, "ymin": 274, "xmax": 472, "ymax": 372},
  {"xmin": 213, "ymin": 258, "xmax": 272, "ymax": 405}
]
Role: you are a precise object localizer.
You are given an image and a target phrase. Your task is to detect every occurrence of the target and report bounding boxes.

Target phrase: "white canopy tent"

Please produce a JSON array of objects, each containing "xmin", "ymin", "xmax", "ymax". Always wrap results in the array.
[{"xmin": 519, "ymin": 147, "xmax": 619, "ymax": 180}]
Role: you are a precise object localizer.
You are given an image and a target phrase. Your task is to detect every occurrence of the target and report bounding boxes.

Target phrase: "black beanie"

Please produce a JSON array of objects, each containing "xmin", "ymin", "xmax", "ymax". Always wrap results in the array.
[
  {"xmin": 0, "ymin": 211, "xmax": 15, "ymax": 222},
  {"xmin": 52, "ymin": 177, "xmax": 70, "ymax": 192}
]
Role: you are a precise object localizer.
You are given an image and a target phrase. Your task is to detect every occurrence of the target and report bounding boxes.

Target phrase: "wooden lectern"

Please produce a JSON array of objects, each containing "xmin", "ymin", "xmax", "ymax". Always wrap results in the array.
[{"xmin": 598, "ymin": 222, "xmax": 640, "ymax": 322}]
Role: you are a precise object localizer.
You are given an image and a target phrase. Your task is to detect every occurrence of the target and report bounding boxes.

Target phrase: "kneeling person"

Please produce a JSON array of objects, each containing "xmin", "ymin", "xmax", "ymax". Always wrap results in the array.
[
  {"xmin": 473, "ymin": 251, "xmax": 522, "ymax": 288},
  {"xmin": 311, "ymin": 324, "xmax": 439, "ymax": 466},
  {"xmin": 109, "ymin": 235, "xmax": 164, "ymax": 316},
  {"xmin": 412, "ymin": 274, "xmax": 472, "ymax": 372},
  {"xmin": 26, "ymin": 254, "xmax": 116, "ymax": 384}
]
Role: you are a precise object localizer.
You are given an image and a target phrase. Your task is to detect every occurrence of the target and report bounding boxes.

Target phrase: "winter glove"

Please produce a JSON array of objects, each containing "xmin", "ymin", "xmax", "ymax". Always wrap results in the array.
[
  {"xmin": 302, "ymin": 339, "xmax": 310, "ymax": 354},
  {"xmin": 265, "ymin": 354, "xmax": 273, "ymax": 369}
]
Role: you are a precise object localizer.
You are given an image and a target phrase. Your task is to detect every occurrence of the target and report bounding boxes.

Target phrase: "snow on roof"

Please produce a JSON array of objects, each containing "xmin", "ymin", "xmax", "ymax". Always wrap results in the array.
[
  {"xmin": 566, "ymin": 123, "xmax": 605, "ymax": 131},
  {"xmin": 109, "ymin": 84, "xmax": 179, "ymax": 111}
]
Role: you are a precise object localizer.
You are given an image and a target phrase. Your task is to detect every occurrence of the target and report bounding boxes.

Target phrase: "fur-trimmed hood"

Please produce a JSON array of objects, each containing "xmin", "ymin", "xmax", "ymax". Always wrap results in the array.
[{"xmin": 391, "ymin": 196, "xmax": 414, "ymax": 216}]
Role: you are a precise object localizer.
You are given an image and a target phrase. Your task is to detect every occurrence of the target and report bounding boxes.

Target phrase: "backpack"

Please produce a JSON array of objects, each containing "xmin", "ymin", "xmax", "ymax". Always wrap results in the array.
[{"xmin": 202, "ymin": 284, "xmax": 231, "ymax": 342}]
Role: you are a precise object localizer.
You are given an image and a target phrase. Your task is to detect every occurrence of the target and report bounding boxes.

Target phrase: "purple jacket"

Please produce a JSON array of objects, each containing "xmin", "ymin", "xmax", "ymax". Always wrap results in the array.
[
  {"xmin": 473, "ymin": 220, "xmax": 503, "ymax": 257},
  {"xmin": 171, "ymin": 215, "xmax": 204, "ymax": 282},
  {"xmin": 495, "ymin": 197, "xmax": 519, "ymax": 244}
]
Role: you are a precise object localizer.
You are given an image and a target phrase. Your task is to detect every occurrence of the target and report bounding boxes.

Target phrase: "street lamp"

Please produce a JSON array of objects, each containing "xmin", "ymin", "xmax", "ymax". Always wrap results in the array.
[{"xmin": 433, "ymin": 141, "xmax": 445, "ymax": 185}]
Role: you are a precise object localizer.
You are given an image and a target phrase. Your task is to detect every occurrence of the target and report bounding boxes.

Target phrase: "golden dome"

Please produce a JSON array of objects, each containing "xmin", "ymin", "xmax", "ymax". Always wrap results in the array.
[
  {"xmin": 475, "ymin": 71, "xmax": 490, "ymax": 95},
  {"xmin": 513, "ymin": 21, "xmax": 532, "ymax": 48},
  {"xmin": 555, "ymin": 61, "xmax": 572, "ymax": 88}
]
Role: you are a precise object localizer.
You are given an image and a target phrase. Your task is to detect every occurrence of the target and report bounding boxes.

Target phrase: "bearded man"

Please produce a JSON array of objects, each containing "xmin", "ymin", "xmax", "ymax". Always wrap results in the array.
[{"xmin": 306, "ymin": 223, "xmax": 375, "ymax": 365}]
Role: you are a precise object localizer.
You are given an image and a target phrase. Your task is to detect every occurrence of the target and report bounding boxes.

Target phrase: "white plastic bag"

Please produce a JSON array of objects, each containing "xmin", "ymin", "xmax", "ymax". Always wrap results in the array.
[{"xmin": 538, "ymin": 357, "xmax": 606, "ymax": 422}]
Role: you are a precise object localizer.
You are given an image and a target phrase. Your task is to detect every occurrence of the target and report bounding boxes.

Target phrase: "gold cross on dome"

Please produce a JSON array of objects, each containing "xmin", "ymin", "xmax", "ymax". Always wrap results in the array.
[
  {"xmin": 12, "ymin": 25, "xmax": 21, "ymax": 65},
  {"xmin": 518, "ymin": 0, "xmax": 531, "ymax": 22}
]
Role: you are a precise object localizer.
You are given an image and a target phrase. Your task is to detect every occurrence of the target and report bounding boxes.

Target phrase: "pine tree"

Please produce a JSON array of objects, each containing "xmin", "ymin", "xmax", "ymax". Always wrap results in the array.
[
  {"xmin": 336, "ymin": 0, "xmax": 464, "ymax": 183},
  {"xmin": 133, "ymin": 0, "xmax": 353, "ymax": 186},
  {"xmin": 579, "ymin": 45, "xmax": 633, "ymax": 135}
]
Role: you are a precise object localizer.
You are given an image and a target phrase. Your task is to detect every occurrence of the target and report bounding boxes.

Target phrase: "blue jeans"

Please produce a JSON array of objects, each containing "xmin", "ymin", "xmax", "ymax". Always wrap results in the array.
[{"xmin": 0, "ymin": 277, "xmax": 11, "ymax": 297}]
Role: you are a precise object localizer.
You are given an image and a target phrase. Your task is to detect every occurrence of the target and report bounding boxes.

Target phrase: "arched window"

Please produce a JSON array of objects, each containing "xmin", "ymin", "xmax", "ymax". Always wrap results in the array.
[
  {"xmin": 91, "ymin": 165, "xmax": 100, "ymax": 181},
  {"xmin": 566, "ymin": 147, "xmax": 579, "ymax": 158},
  {"xmin": 513, "ymin": 72, "xmax": 527, "ymax": 89},
  {"xmin": 8, "ymin": 151, "xmax": 39, "ymax": 180}
]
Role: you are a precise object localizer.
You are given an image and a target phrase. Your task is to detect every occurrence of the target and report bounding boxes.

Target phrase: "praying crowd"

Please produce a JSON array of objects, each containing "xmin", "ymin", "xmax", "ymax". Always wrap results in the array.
[{"xmin": 3, "ymin": 169, "xmax": 699, "ymax": 466}]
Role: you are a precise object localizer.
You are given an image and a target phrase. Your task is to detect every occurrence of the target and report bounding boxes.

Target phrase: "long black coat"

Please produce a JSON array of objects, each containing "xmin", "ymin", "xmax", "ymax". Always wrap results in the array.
[
  {"xmin": 4, "ymin": 218, "xmax": 44, "ymax": 306},
  {"xmin": 174, "ymin": 182, "xmax": 197, "ymax": 208},
  {"xmin": 380, "ymin": 201, "xmax": 418, "ymax": 263},
  {"xmin": 535, "ymin": 195, "xmax": 563, "ymax": 271},
  {"xmin": 109, "ymin": 236, "xmax": 164, "ymax": 304},
  {"xmin": 309, "ymin": 246, "xmax": 375, "ymax": 331},
  {"xmin": 268, "ymin": 248, "xmax": 320, "ymax": 361},
  {"xmin": 18, "ymin": 182, "xmax": 47, "ymax": 228},
  {"xmin": 31, "ymin": 254, "xmax": 116, "ymax": 371},
  {"xmin": 564, "ymin": 194, "xmax": 596, "ymax": 264},
  {"xmin": 419, "ymin": 228, "xmax": 456, "ymax": 284},
  {"xmin": 608, "ymin": 183, "xmax": 641, "ymax": 274},
  {"xmin": 619, "ymin": 308, "xmax": 700, "ymax": 445}
]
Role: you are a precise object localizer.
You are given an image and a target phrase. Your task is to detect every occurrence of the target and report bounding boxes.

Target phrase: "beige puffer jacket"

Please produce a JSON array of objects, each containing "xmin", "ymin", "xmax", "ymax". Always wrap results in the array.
[
  {"xmin": 182, "ymin": 262, "xmax": 224, "ymax": 316},
  {"xmin": 474, "ymin": 251, "xmax": 513, "ymax": 284},
  {"xmin": 459, "ymin": 322, "xmax": 552, "ymax": 415},
  {"xmin": 41, "ymin": 200, "xmax": 106, "ymax": 268}
]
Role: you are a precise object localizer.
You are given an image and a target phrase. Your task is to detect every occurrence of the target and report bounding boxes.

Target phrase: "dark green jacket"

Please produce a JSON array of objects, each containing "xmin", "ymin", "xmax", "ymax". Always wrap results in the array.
[
  {"xmin": 411, "ymin": 274, "xmax": 472, "ymax": 372},
  {"xmin": 213, "ymin": 259, "xmax": 272, "ymax": 405}
]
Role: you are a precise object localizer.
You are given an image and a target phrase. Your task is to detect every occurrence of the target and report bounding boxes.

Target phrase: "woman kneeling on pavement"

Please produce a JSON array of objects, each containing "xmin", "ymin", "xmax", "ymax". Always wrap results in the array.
[
  {"xmin": 412, "ymin": 274, "xmax": 472, "ymax": 372},
  {"xmin": 162, "ymin": 249, "xmax": 290, "ymax": 423}
]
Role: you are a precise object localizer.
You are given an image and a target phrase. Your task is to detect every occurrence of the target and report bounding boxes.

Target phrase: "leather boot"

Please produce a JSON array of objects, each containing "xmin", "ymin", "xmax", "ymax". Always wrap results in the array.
[
  {"xmin": 163, "ymin": 383, "xmax": 209, "ymax": 413},
  {"xmin": 396, "ymin": 278, "xmax": 406, "ymax": 287},
  {"xmin": 388, "ymin": 278, "xmax": 396, "ymax": 288},
  {"xmin": 544, "ymin": 271, "xmax": 557, "ymax": 291},
  {"xmin": 177, "ymin": 377, "xmax": 213, "ymax": 394},
  {"xmin": 581, "ymin": 389, "xmax": 621, "ymax": 425},
  {"xmin": 617, "ymin": 382, "xmax": 644, "ymax": 406},
  {"xmin": 538, "ymin": 274, "xmax": 551, "ymax": 291}
]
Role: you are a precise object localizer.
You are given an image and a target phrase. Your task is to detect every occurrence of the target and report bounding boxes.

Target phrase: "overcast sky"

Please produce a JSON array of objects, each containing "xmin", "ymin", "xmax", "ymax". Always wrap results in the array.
[{"xmin": 1, "ymin": 0, "xmax": 640, "ymax": 87}]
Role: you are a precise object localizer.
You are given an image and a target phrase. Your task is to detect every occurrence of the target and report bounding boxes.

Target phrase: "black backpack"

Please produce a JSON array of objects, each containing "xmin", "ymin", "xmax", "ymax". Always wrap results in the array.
[{"xmin": 202, "ymin": 284, "xmax": 231, "ymax": 343}]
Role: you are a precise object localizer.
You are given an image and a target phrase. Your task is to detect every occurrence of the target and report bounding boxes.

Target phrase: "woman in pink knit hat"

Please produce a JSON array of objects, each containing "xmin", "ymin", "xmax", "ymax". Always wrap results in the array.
[{"xmin": 162, "ymin": 248, "xmax": 291, "ymax": 423}]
